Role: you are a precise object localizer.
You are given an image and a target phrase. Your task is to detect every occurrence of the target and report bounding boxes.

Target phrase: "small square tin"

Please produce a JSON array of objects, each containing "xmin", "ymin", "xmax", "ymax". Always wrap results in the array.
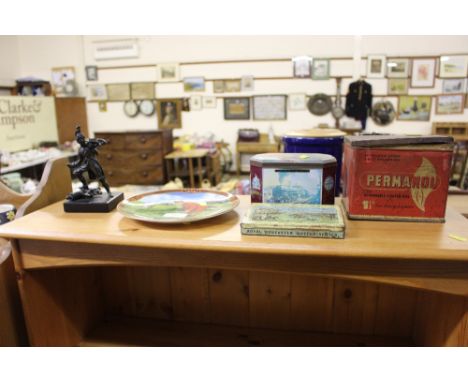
[{"xmin": 250, "ymin": 153, "xmax": 337, "ymax": 204}]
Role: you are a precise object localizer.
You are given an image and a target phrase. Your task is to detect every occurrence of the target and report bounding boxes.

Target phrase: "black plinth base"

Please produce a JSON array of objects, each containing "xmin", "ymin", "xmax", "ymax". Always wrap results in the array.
[{"xmin": 63, "ymin": 192, "xmax": 124, "ymax": 213}]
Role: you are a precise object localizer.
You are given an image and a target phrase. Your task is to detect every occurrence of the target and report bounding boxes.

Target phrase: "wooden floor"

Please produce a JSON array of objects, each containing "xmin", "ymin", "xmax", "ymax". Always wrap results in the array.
[{"xmin": 81, "ymin": 316, "xmax": 412, "ymax": 347}]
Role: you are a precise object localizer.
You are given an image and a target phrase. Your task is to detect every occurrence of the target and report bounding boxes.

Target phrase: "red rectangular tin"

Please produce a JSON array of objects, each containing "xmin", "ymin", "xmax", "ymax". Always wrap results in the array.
[{"xmin": 342, "ymin": 135, "xmax": 454, "ymax": 222}]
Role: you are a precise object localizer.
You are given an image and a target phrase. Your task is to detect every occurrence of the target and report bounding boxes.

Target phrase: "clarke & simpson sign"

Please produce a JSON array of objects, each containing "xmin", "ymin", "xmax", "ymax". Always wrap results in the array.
[{"xmin": 0, "ymin": 96, "xmax": 58, "ymax": 152}]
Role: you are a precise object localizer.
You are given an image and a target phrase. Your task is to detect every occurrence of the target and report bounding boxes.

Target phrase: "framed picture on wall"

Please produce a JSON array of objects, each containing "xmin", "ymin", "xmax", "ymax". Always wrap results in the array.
[
  {"xmin": 130, "ymin": 82, "xmax": 155, "ymax": 100},
  {"xmin": 387, "ymin": 58, "xmax": 410, "ymax": 78},
  {"xmin": 241, "ymin": 76, "xmax": 255, "ymax": 91},
  {"xmin": 367, "ymin": 55, "xmax": 386, "ymax": 78},
  {"xmin": 51, "ymin": 66, "xmax": 76, "ymax": 96},
  {"xmin": 224, "ymin": 79, "xmax": 241, "ymax": 92},
  {"xmin": 157, "ymin": 99, "xmax": 182, "ymax": 129},
  {"xmin": 85, "ymin": 66, "xmax": 98, "ymax": 81},
  {"xmin": 312, "ymin": 58, "xmax": 330, "ymax": 80},
  {"xmin": 190, "ymin": 95, "xmax": 202, "ymax": 111},
  {"xmin": 292, "ymin": 56, "xmax": 312, "ymax": 78},
  {"xmin": 442, "ymin": 78, "xmax": 465, "ymax": 94},
  {"xmin": 183, "ymin": 77, "xmax": 205, "ymax": 92},
  {"xmin": 439, "ymin": 56, "xmax": 468, "ymax": 78},
  {"xmin": 202, "ymin": 96, "xmax": 217, "ymax": 108},
  {"xmin": 88, "ymin": 84, "xmax": 107, "ymax": 101},
  {"xmin": 106, "ymin": 83, "xmax": 131, "ymax": 101},
  {"xmin": 223, "ymin": 97, "xmax": 250, "ymax": 120},
  {"xmin": 388, "ymin": 78, "xmax": 409, "ymax": 95},
  {"xmin": 397, "ymin": 95, "xmax": 432, "ymax": 121},
  {"xmin": 253, "ymin": 95, "xmax": 287, "ymax": 120},
  {"xmin": 157, "ymin": 63, "xmax": 180, "ymax": 82},
  {"xmin": 288, "ymin": 93, "xmax": 306, "ymax": 110},
  {"xmin": 436, "ymin": 94, "xmax": 465, "ymax": 114},
  {"xmin": 410, "ymin": 58, "xmax": 436, "ymax": 88},
  {"xmin": 213, "ymin": 80, "xmax": 225, "ymax": 93}
]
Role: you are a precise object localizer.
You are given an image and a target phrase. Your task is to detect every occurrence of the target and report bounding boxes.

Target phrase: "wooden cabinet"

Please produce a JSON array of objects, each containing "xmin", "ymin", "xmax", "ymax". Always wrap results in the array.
[
  {"xmin": 54, "ymin": 97, "xmax": 89, "ymax": 144},
  {"xmin": 94, "ymin": 130, "xmax": 173, "ymax": 186}
]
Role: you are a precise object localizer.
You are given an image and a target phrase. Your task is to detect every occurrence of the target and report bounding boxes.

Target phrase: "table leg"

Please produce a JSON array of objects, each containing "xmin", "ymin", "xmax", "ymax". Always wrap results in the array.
[
  {"xmin": 188, "ymin": 158, "xmax": 195, "ymax": 188},
  {"xmin": 197, "ymin": 157, "xmax": 203, "ymax": 188}
]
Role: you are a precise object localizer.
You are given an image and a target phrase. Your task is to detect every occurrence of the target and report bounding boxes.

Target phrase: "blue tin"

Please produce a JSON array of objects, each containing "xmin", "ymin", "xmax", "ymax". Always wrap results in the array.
[{"xmin": 283, "ymin": 129, "xmax": 345, "ymax": 195}]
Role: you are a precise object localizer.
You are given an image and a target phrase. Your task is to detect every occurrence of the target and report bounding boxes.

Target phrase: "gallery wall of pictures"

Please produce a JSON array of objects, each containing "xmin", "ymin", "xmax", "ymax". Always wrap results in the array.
[{"xmin": 77, "ymin": 37, "xmax": 468, "ymax": 168}]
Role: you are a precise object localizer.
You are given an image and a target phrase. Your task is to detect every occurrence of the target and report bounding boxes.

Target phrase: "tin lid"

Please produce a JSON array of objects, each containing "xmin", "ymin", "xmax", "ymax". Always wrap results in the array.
[
  {"xmin": 0, "ymin": 204, "xmax": 16, "ymax": 213},
  {"xmin": 284, "ymin": 128, "xmax": 346, "ymax": 138},
  {"xmin": 345, "ymin": 134, "xmax": 454, "ymax": 147},
  {"xmin": 250, "ymin": 153, "xmax": 336, "ymax": 166}
]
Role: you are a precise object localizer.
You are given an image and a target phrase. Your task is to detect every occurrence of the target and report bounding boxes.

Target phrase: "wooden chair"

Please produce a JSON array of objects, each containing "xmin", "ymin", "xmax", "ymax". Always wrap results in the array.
[{"xmin": 0, "ymin": 157, "xmax": 72, "ymax": 346}]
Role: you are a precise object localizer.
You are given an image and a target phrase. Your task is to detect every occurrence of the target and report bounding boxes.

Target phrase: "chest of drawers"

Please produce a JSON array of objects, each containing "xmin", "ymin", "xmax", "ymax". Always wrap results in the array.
[{"xmin": 94, "ymin": 130, "xmax": 173, "ymax": 186}]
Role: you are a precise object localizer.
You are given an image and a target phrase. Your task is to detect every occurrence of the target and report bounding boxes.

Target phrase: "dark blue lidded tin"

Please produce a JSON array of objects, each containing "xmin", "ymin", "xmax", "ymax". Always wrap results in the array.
[{"xmin": 283, "ymin": 128, "xmax": 345, "ymax": 195}]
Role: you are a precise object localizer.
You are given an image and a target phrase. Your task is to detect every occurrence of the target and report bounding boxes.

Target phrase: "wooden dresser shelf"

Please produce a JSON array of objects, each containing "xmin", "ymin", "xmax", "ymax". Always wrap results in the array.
[{"xmin": 80, "ymin": 316, "xmax": 412, "ymax": 347}]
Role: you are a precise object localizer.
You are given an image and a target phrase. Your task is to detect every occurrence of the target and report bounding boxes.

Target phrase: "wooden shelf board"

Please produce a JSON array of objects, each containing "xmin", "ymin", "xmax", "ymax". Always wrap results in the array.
[{"xmin": 80, "ymin": 316, "xmax": 413, "ymax": 347}]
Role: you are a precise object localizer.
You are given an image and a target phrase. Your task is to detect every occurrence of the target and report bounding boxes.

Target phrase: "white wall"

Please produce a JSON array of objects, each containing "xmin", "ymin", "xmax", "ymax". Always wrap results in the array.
[
  {"xmin": 0, "ymin": 36, "xmax": 20, "ymax": 92},
  {"xmin": 2, "ymin": 35, "xmax": 468, "ymax": 167}
]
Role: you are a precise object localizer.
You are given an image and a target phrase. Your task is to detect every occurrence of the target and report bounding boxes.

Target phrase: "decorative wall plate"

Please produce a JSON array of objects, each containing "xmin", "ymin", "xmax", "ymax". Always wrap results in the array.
[
  {"xmin": 307, "ymin": 94, "xmax": 332, "ymax": 116},
  {"xmin": 117, "ymin": 189, "xmax": 240, "ymax": 224},
  {"xmin": 371, "ymin": 101, "xmax": 396, "ymax": 126},
  {"xmin": 139, "ymin": 100, "xmax": 155, "ymax": 116},
  {"xmin": 123, "ymin": 100, "xmax": 139, "ymax": 117}
]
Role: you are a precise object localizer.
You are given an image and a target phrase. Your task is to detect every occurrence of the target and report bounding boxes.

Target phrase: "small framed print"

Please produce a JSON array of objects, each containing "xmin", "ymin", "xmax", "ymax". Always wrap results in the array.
[
  {"xmin": 182, "ymin": 98, "xmax": 190, "ymax": 111},
  {"xmin": 157, "ymin": 63, "xmax": 180, "ymax": 82},
  {"xmin": 98, "ymin": 101, "xmax": 107, "ymax": 112},
  {"xmin": 190, "ymin": 95, "xmax": 202, "ymax": 111},
  {"xmin": 436, "ymin": 94, "xmax": 465, "ymax": 114},
  {"xmin": 183, "ymin": 77, "xmax": 205, "ymax": 92},
  {"xmin": 388, "ymin": 78, "xmax": 409, "ymax": 95},
  {"xmin": 130, "ymin": 82, "xmax": 155, "ymax": 100},
  {"xmin": 253, "ymin": 95, "xmax": 287, "ymax": 120},
  {"xmin": 442, "ymin": 78, "xmax": 465, "ymax": 94},
  {"xmin": 213, "ymin": 80, "xmax": 225, "ymax": 93},
  {"xmin": 106, "ymin": 83, "xmax": 131, "ymax": 101},
  {"xmin": 411, "ymin": 58, "xmax": 436, "ymax": 88},
  {"xmin": 387, "ymin": 58, "xmax": 410, "ymax": 78},
  {"xmin": 397, "ymin": 95, "xmax": 432, "ymax": 121},
  {"xmin": 224, "ymin": 79, "xmax": 241, "ymax": 92},
  {"xmin": 241, "ymin": 75, "xmax": 254, "ymax": 91},
  {"xmin": 292, "ymin": 56, "xmax": 312, "ymax": 78},
  {"xmin": 85, "ymin": 65, "xmax": 98, "ymax": 81},
  {"xmin": 465, "ymin": 94, "xmax": 468, "ymax": 109},
  {"xmin": 439, "ymin": 56, "xmax": 468, "ymax": 78},
  {"xmin": 157, "ymin": 99, "xmax": 182, "ymax": 129},
  {"xmin": 202, "ymin": 96, "xmax": 217, "ymax": 108},
  {"xmin": 51, "ymin": 66, "xmax": 75, "ymax": 96},
  {"xmin": 87, "ymin": 84, "xmax": 107, "ymax": 101},
  {"xmin": 312, "ymin": 58, "xmax": 330, "ymax": 80},
  {"xmin": 223, "ymin": 97, "xmax": 250, "ymax": 120},
  {"xmin": 288, "ymin": 93, "xmax": 306, "ymax": 110},
  {"xmin": 367, "ymin": 55, "xmax": 386, "ymax": 78}
]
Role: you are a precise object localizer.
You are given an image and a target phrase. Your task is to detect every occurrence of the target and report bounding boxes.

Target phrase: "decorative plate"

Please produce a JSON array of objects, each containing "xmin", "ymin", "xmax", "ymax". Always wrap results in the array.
[
  {"xmin": 117, "ymin": 189, "xmax": 240, "ymax": 224},
  {"xmin": 123, "ymin": 100, "xmax": 139, "ymax": 117},
  {"xmin": 371, "ymin": 100, "xmax": 395, "ymax": 126},
  {"xmin": 139, "ymin": 100, "xmax": 155, "ymax": 116},
  {"xmin": 307, "ymin": 93, "xmax": 332, "ymax": 116}
]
